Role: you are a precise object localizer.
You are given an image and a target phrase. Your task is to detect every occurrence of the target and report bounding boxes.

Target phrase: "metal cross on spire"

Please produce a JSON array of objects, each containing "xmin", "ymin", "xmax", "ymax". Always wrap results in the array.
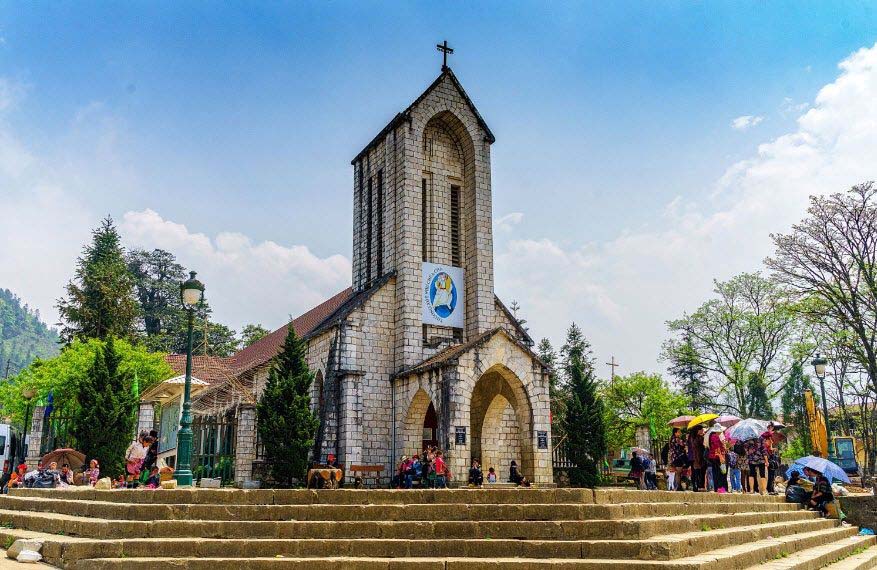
[
  {"xmin": 606, "ymin": 355, "xmax": 620, "ymax": 382},
  {"xmin": 436, "ymin": 40, "xmax": 454, "ymax": 71}
]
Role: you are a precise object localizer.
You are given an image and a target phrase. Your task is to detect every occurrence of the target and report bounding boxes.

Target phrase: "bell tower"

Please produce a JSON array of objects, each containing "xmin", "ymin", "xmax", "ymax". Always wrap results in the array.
[{"xmin": 351, "ymin": 63, "xmax": 497, "ymax": 370}]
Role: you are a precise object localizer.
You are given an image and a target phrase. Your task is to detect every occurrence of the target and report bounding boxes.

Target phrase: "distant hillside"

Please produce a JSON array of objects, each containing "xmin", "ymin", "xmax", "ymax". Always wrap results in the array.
[{"xmin": 0, "ymin": 288, "xmax": 59, "ymax": 377}]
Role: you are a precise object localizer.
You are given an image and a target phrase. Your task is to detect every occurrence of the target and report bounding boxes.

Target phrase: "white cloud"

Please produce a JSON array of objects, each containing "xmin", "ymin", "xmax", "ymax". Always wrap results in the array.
[
  {"xmin": 731, "ymin": 115, "xmax": 764, "ymax": 131},
  {"xmin": 498, "ymin": 42, "xmax": 877, "ymax": 376},
  {"xmin": 119, "ymin": 209, "xmax": 351, "ymax": 332},
  {"xmin": 780, "ymin": 97, "xmax": 809, "ymax": 117},
  {"xmin": 495, "ymin": 212, "xmax": 524, "ymax": 232}
]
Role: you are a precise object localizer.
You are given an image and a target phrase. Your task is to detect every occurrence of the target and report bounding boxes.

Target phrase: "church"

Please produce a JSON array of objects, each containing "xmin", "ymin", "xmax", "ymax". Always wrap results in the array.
[{"xmin": 141, "ymin": 52, "xmax": 554, "ymax": 486}]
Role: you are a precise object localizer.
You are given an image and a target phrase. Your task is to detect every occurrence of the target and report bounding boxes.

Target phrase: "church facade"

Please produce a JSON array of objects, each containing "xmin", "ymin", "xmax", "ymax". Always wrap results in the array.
[{"xmin": 141, "ymin": 63, "xmax": 554, "ymax": 486}]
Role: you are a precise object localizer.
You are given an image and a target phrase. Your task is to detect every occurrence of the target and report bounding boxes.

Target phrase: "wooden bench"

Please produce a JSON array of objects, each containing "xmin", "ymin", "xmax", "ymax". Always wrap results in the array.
[{"xmin": 349, "ymin": 464, "xmax": 384, "ymax": 488}]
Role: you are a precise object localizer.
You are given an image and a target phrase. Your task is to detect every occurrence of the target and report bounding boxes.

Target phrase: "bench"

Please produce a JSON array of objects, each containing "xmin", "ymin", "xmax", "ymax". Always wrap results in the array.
[{"xmin": 349, "ymin": 464, "xmax": 384, "ymax": 488}]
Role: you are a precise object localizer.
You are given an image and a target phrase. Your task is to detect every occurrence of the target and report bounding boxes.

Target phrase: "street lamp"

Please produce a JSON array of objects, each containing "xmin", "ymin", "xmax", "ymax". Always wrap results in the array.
[
  {"xmin": 19, "ymin": 387, "xmax": 36, "ymax": 466},
  {"xmin": 811, "ymin": 353, "xmax": 832, "ymax": 457},
  {"xmin": 174, "ymin": 271, "xmax": 204, "ymax": 486}
]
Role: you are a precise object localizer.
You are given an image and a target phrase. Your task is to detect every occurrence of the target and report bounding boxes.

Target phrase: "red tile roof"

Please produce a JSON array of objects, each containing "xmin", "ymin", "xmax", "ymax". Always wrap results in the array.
[
  {"xmin": 230, "ymin": 287, "xmax": 354, "ymax": 375},
  {"xmin": 163, "ymin": 354, "xmax": 235, "ymax": 385}
]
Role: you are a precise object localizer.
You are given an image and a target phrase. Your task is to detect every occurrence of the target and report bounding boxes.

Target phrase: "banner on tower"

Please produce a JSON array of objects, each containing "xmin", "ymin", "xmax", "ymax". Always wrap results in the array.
[{"xmin": 422, "ymin": 262, "xmax": 464, "ymax": 328}]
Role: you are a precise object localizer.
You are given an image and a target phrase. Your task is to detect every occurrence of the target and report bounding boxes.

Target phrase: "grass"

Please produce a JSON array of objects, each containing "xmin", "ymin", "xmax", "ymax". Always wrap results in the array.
[
  {"xmin": 4, "ymin": 536, "xmax": 13, "ymax": 549},
  {"xmin": 774, "ymin": 550, "xmax": 789, "ymax": 559},
  {"xmin": 701, "ymin": 524, "xmax": 713, "ymax": 532}
]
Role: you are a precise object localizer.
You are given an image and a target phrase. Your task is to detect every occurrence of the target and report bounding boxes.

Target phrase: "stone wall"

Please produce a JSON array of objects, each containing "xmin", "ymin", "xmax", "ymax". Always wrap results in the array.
[
  {"xmin": 839, "ymin": 495, "xmax": 877, "ymax": 529},
  {"xmin": 233, "ymin": 405, "xmax": 257, "ymax": 485},
  {"xmin": 24, "ymin": 406, "xmax": 45, "ymax": 468}
]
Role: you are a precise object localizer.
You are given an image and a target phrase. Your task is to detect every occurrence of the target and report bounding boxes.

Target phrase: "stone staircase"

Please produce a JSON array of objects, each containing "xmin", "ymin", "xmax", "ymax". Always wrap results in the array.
[{"xmin": 1, "ymin": 488, "xmax": 874, "ymax": 569}]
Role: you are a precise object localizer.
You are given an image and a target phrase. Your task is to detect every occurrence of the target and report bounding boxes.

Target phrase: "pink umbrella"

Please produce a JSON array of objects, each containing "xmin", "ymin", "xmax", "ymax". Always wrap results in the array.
[
  {"xmin": 715, "ymin": 414, "xmax": 741, "ymax": 427},
  {"xmin": 668, "ymin": 415, "xmax": 695, "ymax": 427}
]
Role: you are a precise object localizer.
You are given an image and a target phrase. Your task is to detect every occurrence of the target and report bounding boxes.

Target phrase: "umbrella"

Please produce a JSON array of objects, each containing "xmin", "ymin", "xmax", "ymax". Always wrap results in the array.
[
  {"xmin": 687, "ymin": 413, "xmax": 719, "ymax": 430},
  {"xmin": 715, "ymin": 414, "xmax": 741, "ymax": 427},
  {"xmin": 787, "ymin": 455, "xmax": 850, "ymax": 484},
  {"xmin": 668, "ymin": 415, "xmax": 695, "ymax": 427},
  {"xmin": 41, "ymin": 448, "xmax": 86, "ymax": 470},
  {"xmin": 727, "ymin": 418, "xmax": 769, "ymax": 442},
  {"xmin": 630, "ymin": 447, "xmax": 651, "ymax": 456}
]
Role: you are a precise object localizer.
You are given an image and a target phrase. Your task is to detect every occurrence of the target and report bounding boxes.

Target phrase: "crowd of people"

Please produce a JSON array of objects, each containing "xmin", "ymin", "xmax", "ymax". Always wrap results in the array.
[
  {"xmin": 391, "ymin": 447, "xmax": 531, "ymax": 489},
  {"xmin": 637, "ymin": 421, "xmax": 785, "ymax": 495}
]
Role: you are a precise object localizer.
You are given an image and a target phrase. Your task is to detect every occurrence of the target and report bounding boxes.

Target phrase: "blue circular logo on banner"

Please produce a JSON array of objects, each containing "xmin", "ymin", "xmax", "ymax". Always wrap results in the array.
[{"xmin": 429, "ymin": 271, "xmax": 457, "ymax": 319}]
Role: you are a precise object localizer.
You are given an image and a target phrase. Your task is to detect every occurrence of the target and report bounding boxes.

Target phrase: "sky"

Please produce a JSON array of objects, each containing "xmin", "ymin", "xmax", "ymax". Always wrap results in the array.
[{"xmin": 1, "ymin": 2, "xmax": 877, "ymax": 378}]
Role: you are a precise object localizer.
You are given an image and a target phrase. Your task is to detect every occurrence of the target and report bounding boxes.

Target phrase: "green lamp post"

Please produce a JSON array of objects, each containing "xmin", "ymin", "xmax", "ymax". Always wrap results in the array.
[
  {"xmin": 19, "ymin": 387, "xmax": 36, "ymax": 466},
  {"xmin": 174, "ymin": 271, "xmax": 204, "ymax": 487},
  {"xmin": 811, "ymin": 353, "xmax": 831, "ymax": 457}
]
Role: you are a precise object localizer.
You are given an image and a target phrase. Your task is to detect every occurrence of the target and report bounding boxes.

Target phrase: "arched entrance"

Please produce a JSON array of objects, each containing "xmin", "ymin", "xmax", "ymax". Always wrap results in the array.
[
  {"xmin": 401, "ymin": 388, "xmax": 439, "ymax": 458},
  {"xmin": 470, "ymin": 365, "xmax": 534, "ymax": 483}
]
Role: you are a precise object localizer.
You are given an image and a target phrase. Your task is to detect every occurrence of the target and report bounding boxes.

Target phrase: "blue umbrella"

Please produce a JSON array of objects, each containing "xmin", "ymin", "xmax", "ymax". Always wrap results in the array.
[
  {"xmin": 787, "ymin": 455, "xmax": 850, "ymax": 483},
  {"xmin": 727, "ymin": 418, "xmax": 769, "ymax": 442}
]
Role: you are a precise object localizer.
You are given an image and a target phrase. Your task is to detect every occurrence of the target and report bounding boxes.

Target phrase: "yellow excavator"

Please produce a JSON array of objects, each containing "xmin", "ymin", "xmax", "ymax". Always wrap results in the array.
[{"xmin": 804, "ymin": 389, "xmax": 863, "ymax": 475}]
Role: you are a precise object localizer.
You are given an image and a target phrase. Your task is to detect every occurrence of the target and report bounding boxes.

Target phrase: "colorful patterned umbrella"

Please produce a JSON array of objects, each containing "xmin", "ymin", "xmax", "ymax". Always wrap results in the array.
[
  {"xmin": 787, "ymin": 455, "xmax": 850, "ymax": 483},
  {"xmin": 727, "ymin": 418, "xmax": 769, "ymax": 442},
  {"xmin": 667, "ymin": 415, "xmax": 695, "ymax": 427},
  {"xmin": 715, "ymin": 414, "xmax": 741, "ymax": 427}
]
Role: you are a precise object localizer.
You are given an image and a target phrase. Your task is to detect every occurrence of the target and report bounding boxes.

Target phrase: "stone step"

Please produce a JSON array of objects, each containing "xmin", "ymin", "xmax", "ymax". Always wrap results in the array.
[
  {"xmin": 0, "ymin": 495, "xmax": 799, "ymax": 523},
  {"xmin": 66, "ymin": 529, "xmax": 867, "ymax": 570},
  {"xmin": 8, "ymin": 488, "xmax": 787, "ymax": 507},
  {"xmin": 15, "ymin": 518, "xmax": 838, "ymax": 564},
  {"xmin": 820, "ymin": 542, "xmax": 877, "ymax": 570},
  {"xmin": 750, "ymin": 535, "xmax": 876, "ymax": 570},
  {"xmin": 0, "ymin": 506, "xmax": 819, "ymax": 540}
]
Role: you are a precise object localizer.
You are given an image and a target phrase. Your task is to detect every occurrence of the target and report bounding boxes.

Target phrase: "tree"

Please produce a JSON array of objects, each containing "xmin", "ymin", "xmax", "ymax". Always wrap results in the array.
[
  {"xmin": 767, "ymin": 182, "xmax": 877, "ymax": 395},
  {"xmin": 537, "ymin": 338, "xmax": 565, "ymax": 436},
  {"xmin": 127, "ymin": 248, "xmax": 186, "ymax": 338},
  {"xmin": 781, "ymin": 361, "xmax": 813, "ymax": 456},
  {"xmin": 663, "ymin": 272, "xmax": 797, "ymax": 415},
  {"xmin": 72, "ymin": 336, "xmax": 139, "ymax": 478},
  {"xmin": 745, "ymin": 372, "xmax": 774, "ymax": 419},
  {"xmin": 601, "ymin": 372, "xmax": 690, "ymax": 452},
  {"xmin": 57, "ymin": 217, "xmax": 140, "ymax": 343},
  {"xmin": 561, "ymin": 344, "xmax": 606, "ymax": 488},
  {"xmin": 666, "ymin": 330, "xmax": 710, "ymax": 413},
  {"xmin": 560, "ymin": 322, "xmax": 590, "ymax": 382},
  {"xmin": 256, "ymin": 325, "xmax": 319, "ymax": 486},
  {"xmin": 240, "ymin": 324, "xmax": 270, "ymax": 348}
]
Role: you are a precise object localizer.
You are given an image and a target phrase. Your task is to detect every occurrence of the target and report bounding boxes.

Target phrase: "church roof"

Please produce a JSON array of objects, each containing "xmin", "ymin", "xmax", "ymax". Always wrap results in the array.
[
  {"xmin": 164, "ymin": 354, "xmax": 235, "ymax": 386},
  {"xmin": 351, "ymin": 67, "xmax": 495, "ymax": 165},
  {"xmin": 396, "ymin": 327, "xmax": 547, "ymax": 378},
  {"xmin": 231, "ymin": 287, "xmax": 354, "ymax": 375}
]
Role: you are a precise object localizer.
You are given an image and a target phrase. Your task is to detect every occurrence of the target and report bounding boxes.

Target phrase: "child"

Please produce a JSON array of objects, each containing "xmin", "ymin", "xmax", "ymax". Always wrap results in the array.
[
  {"xmin": 727, "ymin": 448, "xmax": 741, "ymax": 492},
  {"xmin": 433, "ymin": 451, "xmax": 447, "ymax": 489},
  {"xmin": 84, "ymin": 459, "xmax": 100, "ymax": 487},
  {"xmin": 145, "ymin": 466, "xmax": 161, "ymax": 489},
  {"xmin": 487, "ymin": 467, "xmax": 497, "ymax": 483}
]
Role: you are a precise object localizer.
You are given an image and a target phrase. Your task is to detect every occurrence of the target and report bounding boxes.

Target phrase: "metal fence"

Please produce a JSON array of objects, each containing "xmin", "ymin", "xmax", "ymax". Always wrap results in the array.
[{"xmin": 192, "ymin": 414, "xmax": 236, "ymax": 485}]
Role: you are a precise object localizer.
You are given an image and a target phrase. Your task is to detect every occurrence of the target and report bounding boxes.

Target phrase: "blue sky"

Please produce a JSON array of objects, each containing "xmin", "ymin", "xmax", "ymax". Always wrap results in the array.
[{"xmin": 2, "ymin": 2, "xmax": 876, "ymax": 375}]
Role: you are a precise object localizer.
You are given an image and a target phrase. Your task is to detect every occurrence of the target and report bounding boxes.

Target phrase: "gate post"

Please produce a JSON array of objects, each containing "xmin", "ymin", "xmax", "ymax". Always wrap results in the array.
[
  {"xmin": 234, "ymin": 404, "xmax": 257, "ymax": 486},
  {"xmin": 25, "ymin": 406, "xmax": 46, "ymax": 468}
]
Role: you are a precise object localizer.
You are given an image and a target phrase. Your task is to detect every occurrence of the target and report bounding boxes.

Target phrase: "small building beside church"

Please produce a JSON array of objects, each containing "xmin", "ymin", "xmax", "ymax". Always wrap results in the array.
[{"xmin": 141, "ymin": 60, "xmax": 554, "ymax": 486}]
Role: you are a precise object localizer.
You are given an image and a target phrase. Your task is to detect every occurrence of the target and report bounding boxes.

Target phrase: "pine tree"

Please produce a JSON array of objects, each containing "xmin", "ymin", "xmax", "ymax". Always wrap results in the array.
[
  {"xmin": 58, "ymin": 217, "xmax": 139, "ymax": 344},
  {"xmin": 560, "ymin": 322, "xmax": 590, "ymax": 382},
  {"xmin": 562, "ymin": 348, "xmax": 607, "ymax": 488},
  {"xmin": 746, "ymin": 372, "xmax": 774, "ymax": 419},
  {"xmin": 72, "ymin": 336, "xmax": 137, "ymax": 478},
  {"xmin": 538, "ymin": 338, "xmax": 566, "ymax": 436},
  {"xmin": 781, "ymin": 361, "xmax": 813, "ymax": 454},
  {"xmin": 667, "ymin": 332, "xmax": 711, "ymax": 412},
  {"xmin": 256, "ymin": 325, "xmax": 319, "ymax": 486}
]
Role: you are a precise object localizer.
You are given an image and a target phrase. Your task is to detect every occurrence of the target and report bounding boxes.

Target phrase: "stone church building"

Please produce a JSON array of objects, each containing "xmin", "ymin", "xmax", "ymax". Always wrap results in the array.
[{"xmin": 139, "ymin": 62, "xmax": 553, "ymax": 486}]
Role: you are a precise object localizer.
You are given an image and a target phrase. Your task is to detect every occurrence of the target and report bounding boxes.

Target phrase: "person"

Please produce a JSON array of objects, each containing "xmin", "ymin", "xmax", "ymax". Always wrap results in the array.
[
  {"xmin": 3, "ymin": 464, "xmax": 28, "ymax": 493},
  {"xmin": 519, "ymin": 476, "xmax": 532, "ymax": 487},
  {"xmin": 326, "ymin": 453, "xmax": 340, "ymax": 468},
  {"xmin": 643, "ymin": 455, "xmax": 658, "ymax": 491},
  {"xmin": 785, "ymin": 470, "xmax": 811, "ymax": 506},
  {"xmin": 58, "ymin": 464, "xmax": 75, "ymax": 487},
  {"xmin": 763, "ymin": 423, "xmax": 781, "ymax": 495},
  {"xmin": 735, "ymin": 442, "xmax": 749, "ymax": 492},
  {"xmin": 668, "ymin": 428, "xmax": 687, "ymax": 491},
  {"xmin": 409, "ymin": 455, "xmax": 422, "ymax": 487},
  {"xmin": 727, "ymin": 445, "xmax": 742, "ymax": 492},
  {"xmin": 142, "ymin": 429, "xmax": 159, "ymax": 473},
  {"xmin": 628, "ymin": 452, "xmax": 644, "ymax": 489},
  {"xmin": 705, "ymin": 423, "xmax": 728, "ymax": 492},
  {"xmin": 688, "ymin": 426, "xmax": 706, "ymax": 491},
  {"xmin": 125, "ymin": 434, "xmax": 149, "ymax": 487},
  {"xmin": 468, "ymin": 459, "xmax": 483, "ymax": 487},
  {"xmin": 487, "ymin": 467, "xmax": 497, "ymax": 483},
  {"xmin": 84, "ymin": 459, "xmax": 100, "ymax": 486},
  {"xmin": 145, "ymin": 466, "xmax": 161, "ymax": 489},
  {"xmin": 393, "ymin": 455, "xmax": 410, "ymax": 488},
  {"xmin": 509, "ymin": 460, "xmax": 524, "ymax": 485},
  {"xmin": 809, "ymin": 473, "xmax": 834, "ymax": 517},
  {"xmin": 744, "ymin": 436, "xmax": 768, "ymax": 495},
  {"xmin": 433, "ymin": 451, "xmax": 448, "ymax": 489}
]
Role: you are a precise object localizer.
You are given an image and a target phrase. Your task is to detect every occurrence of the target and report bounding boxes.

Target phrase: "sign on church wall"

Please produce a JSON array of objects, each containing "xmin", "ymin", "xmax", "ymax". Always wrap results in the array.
[{"xmin": 422, "ymin": 262, "xmax": 465, "ymax": 328}]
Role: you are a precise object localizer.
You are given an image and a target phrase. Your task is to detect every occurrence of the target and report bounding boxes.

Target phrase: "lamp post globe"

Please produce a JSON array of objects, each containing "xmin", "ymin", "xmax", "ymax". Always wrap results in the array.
[
  {"xmin": 174, "ymin": 271, "xmax": 204, "ymax": 487},
  {"xmin": 810, "ymin": 353, "xmax": 832, "ymax": 457}
]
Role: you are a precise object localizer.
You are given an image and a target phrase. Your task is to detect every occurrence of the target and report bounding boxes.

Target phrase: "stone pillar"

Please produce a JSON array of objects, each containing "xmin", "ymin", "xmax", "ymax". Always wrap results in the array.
[
  {"xmin": 339, "ymin": 373, "xmax": 363, "ymax": 468},
  {"xmin": 234, "ymin": 405, "xmax": 257, "ymax": 486},
  {"xmin": 136, "ymin": 402, "xmax": 155, "ymax": 439},
  {"xmin": 25, "ymin": 406, "xmax": 45, "ymax": 468}
]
